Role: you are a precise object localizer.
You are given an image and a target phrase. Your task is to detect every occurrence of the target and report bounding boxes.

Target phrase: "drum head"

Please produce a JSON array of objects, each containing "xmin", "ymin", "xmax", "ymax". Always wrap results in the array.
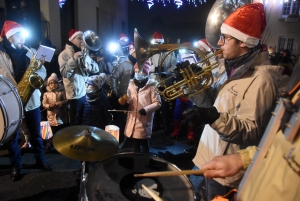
[{"xmin": 86, "ymin": 153, "xmax": 197, "ymax": 201}]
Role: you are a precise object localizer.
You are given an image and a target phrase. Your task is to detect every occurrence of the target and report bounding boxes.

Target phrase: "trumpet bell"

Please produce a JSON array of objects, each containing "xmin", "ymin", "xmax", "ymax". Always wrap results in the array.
[{"xmin": 83, "ymin": 30, "xmax": 101, "ymax": 51}]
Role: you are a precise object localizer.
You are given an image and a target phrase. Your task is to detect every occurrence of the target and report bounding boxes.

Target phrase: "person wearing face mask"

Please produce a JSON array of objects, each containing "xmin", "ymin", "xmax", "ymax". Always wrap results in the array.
[
  {"xmin": 74, "ymin": 73, "xmax": 112, "ymax": 129},
  {"xmin": 111, "ymin": 44, "xmax": 137, "ymax": 147},
  {"xmin": 42, "ymin": 73, "xmax": 69, "ymax": 149},
  {"xmin": 124, "ymin": 60, "xmax": 161, "ymax": 153}
]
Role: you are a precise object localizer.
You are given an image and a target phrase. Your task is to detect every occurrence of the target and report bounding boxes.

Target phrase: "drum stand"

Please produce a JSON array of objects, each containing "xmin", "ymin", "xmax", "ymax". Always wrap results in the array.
[{"xmin": 79, "ymin": 161, "xmax": 88, "ymax": 201}]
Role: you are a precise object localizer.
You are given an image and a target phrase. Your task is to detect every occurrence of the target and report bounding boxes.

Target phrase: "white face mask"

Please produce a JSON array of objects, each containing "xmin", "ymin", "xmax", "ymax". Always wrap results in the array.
[{"xmin": 134, "ymin": 72, "xmax": 145, "ymax": 81}]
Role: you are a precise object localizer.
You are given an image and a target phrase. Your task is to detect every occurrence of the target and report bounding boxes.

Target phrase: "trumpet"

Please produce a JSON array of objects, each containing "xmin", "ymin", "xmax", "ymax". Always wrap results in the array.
[{"xmin": 134, "ymin": 29, "xmax": 222, "ymax": 101}]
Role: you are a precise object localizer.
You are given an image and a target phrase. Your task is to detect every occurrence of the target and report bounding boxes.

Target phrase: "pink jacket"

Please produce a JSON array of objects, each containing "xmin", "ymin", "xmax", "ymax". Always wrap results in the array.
[{"xmin": 124, "ymin": 79, "xmax": 161, "ymax": 139}]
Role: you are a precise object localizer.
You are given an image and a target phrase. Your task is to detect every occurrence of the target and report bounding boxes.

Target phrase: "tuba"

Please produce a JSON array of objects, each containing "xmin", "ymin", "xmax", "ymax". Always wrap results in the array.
[
  {"xmin": 17, "ymin": 45, "xmax": 45, "ymax": 106},
  {"xmin": 79, "ymin": 30, "xmax": 101, "ymax": 74},
  {"xmin": 134, "ymin": 29, "xmax": 221, "ymax": 101}
]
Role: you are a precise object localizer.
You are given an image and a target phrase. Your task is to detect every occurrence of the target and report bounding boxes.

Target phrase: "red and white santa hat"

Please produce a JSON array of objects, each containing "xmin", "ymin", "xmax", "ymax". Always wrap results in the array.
[
  {"xmin": 129, "ymin": 44, "xmax": 135, "ymax": 55},
  {"xmin": 68, "ymin": 29, "xmax": 83, "ymax": 41},
  {"xmin": 1, "ymin": 20, "xmax": 25, "ymax": 39},
  {"xmin": 152, "ymin": 31, "xmax": 164, "ymax": 43},
  {"xmin": 220, "ymin": 3, "xmax": 266, "ymax": 48},
  {"xmin": 197, "ymin": 39, "xmax": 212, "ymax": 51},
  {"xmin": 119, "ymin": 33, "xmax": 128, "ymax": 41}
]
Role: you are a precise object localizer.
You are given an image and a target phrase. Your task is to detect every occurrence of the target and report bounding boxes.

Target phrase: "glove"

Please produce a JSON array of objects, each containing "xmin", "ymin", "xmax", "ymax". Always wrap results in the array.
[
  {"xmin": 181, "ymin": 105, "xmax": 220, "ymax": 127},
  {"xmin": 173, "ymin": 60, "xmax": 191, "ymax": 81},
  {"xmin": 138, "ymin": 108, "xmax": 147, "ymax": 116},
  {"xmin": 190, "ymin": 63, "xmax": 202, "ymax": 73}
]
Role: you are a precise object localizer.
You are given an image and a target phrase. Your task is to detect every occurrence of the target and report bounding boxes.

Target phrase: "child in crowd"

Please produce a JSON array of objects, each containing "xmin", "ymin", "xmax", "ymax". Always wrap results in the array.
[
  {"xmin": 42, "ymin": 73, "xmax": 69, "ymax": 148},
  {"xmin": 124, "ymin": 60, "xmax": 161, "ymax": 153},
  {"xmin": 75, "ymin": 73, "xmax": 112, "ymax": 129}
]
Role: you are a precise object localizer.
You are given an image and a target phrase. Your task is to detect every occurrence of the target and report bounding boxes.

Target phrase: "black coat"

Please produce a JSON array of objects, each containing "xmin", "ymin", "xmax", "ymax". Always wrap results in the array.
[{"xmin": 75, "ymin": 92, "xmax": 112, "ymax": 130}]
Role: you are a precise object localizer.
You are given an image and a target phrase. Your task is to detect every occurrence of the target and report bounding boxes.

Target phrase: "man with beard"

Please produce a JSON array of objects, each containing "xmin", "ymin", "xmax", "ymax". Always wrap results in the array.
[
  {"xmin": 182, "ymin": 3, "xmax": 284, "ymax": 200},
  {"xmin": 0, "ymin": 20, "xmax": 52, "ymax": 181}
]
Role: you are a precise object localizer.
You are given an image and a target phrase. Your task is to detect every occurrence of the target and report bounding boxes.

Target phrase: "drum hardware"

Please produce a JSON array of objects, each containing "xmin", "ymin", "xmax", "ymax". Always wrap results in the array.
[
  {"xmin": 85, "ymin": 153, "xmax": 198, "ymax": 201},
  {"xmin": 142, "ymin": 184, "xmax": 163, "ymax": 201},
  {"xmin": 52, "ymin": 125, "xmax": 118, "ymax": 201},
  {"xmin": 52, "ymin": 125, "xmax": 119, "ymax": 162}
]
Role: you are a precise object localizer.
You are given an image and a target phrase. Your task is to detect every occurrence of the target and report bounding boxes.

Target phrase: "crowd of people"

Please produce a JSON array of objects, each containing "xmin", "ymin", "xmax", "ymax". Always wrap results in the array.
[{"xmin": 0, "ymin": 2, "xmax": 299, "ymax": 201}]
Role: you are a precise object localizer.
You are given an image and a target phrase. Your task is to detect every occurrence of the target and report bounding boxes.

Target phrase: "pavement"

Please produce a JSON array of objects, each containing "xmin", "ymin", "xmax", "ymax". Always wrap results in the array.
[{"xmin": 0, "ymin": 128, "xmax": 205, "ymax": 201}]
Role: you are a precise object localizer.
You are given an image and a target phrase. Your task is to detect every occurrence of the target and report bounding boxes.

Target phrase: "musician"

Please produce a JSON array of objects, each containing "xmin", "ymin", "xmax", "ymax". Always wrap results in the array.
[
  {"xmin": 58, "ymin": 29, "xmax": 99, "ymax": 125},
  {"xmin": 202, "ymin": 62, "xmax": 300, "ymax": 200},
  {"xmin": 150, "ymin": 31, "xmax": 176, "ymax": 133},
  {"xmin": 111, "ymin": 45, "xmax": 136, "ymax": 147},
  {"xmin": 0, "ymin": 20, "xmax": 52, "ymax": 181},
  {"xmin": 182, "ymin": 3, "xmax": 284, "ymax": 200}
]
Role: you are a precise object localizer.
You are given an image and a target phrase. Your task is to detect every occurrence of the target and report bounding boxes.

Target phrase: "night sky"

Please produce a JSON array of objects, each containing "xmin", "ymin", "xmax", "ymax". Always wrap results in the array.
[{"xmin": 128, "ymin": 0, "xmax": 215, "ymax": 44}]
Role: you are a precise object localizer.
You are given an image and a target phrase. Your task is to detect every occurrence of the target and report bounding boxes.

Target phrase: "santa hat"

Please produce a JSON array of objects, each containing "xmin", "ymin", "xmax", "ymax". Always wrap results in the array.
[
  {"xmin": 1, "ymin": 20, "xmax": 25, "ymax": 39},
  {"xmin": 220, "ymin": 3, "xmax": 266, "ymax": 48},
  {"xmin": 68, "ymin": 29, "xmax": 83, "ymax": 41},
  {"xmin": 134, "ymin": 59, "xmax": 150, "ymax": 76},
  {"xmin": 47, "ymin": 73, "xmax": 59, "ymax": 84},
  {"xmin": 197, "ymin": 39, "xmax": 212, "ymax": 51},
  {"xmin": 119, "ymin": 33, "xmax": 128, "ymax": 41},
  {"xmin": 129, "ymin": 44, "xmax": 135, "ymax": 55},
  {"xmin": 152, "ymin": 32, "xmax": 164, "ymax": 43},
  {"xmin": 86, "ymin": 73, "xmax": 107, "ymax": 91}
]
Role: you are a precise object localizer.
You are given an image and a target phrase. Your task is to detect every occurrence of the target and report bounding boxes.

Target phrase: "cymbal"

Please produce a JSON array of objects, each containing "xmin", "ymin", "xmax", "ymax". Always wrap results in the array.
[{"xmin": 52, "ymin": 125, "xmax": 119, "ymax": 162}]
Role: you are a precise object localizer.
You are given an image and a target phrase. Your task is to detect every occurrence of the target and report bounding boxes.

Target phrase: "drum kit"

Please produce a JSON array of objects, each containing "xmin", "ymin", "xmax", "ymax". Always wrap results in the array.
[{"xmin": 51, "ymin": 125, "xmax": 199, "ymax": 201}]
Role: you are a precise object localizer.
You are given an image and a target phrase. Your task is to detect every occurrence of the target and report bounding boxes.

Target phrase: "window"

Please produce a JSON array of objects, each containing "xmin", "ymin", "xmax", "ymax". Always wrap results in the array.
[
  {"xmin": 282, "ymin": 0, "xmax": 300, "ymax": 17},
  {"xmin": 277, "ymin": 36, "xmax": 296, "ymax": 53}
]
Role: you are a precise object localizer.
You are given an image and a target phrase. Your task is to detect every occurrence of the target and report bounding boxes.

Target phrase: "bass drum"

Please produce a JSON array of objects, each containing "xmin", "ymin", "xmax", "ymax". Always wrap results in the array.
[
  {"xmin": 86, "ymin": 153, "xmax": 198, "ymax": 201},
  {"xmin": 0, "ymin": 75, "xmax": 23, "ymax": 145}
]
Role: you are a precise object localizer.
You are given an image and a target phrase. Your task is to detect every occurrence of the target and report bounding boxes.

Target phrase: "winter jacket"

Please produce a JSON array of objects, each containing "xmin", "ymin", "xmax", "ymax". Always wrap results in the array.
[
  {"xmin": 42, "ymin": 85, "xmax": 69, "ymax": 126},
  {"xmin": 58, "ymin": 44, "xmax": 99, "ymax": 100},
  {"xmin": 111, "ymin": 60, "xmax": 134, "ymax": 97},
  {"xmin": 75, "ymin": 91, "xmax": 112, "ymax": 130},
  {"xmin": 193, "ymin": 51, "xmax": 284, "ymax": 188},
  {"xmin": 0, "ymin": 39, "xmax": 46, "ymax": 112},
  {"xmin": 124, "ymin": 79, "xmax": 161, "ymax": 139}
]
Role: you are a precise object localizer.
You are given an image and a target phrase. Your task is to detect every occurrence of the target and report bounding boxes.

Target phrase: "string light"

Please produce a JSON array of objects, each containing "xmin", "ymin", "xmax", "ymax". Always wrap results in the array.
[
  {"xmin": 59, "ymin": 0, "xmax": 66, "ymax": 8},
  {"xmin": 131, "ymin": 0, "xmax": 207, "ymax": 9}
]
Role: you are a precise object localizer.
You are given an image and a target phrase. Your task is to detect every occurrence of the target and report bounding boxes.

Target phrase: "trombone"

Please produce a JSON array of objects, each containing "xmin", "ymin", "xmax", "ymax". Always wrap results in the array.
[{"xmin": 134, "ymin": 29, "xmax": 222, "ymax": 101}]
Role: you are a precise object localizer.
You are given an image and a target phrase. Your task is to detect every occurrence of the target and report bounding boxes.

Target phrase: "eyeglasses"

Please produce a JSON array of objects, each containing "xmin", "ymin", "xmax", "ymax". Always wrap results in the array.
[{"xmin": 219, "ymin": 34, "xmax": 234, "ymax": 44}]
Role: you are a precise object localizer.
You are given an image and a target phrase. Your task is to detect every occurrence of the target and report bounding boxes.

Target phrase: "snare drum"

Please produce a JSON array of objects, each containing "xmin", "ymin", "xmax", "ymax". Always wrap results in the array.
[
  {"xmin": 0, "ymin": 75, "xmax": 23, "ymax": 145},
  {"xmin": 86, "ymin": 153, "xmax": 198, "ymax": 201}
]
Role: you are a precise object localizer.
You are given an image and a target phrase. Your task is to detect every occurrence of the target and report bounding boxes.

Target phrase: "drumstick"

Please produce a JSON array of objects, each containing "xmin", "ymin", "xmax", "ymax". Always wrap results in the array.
[
  {"xmin": 141, "ymin": 184, "xmax": 163, "ymax": 201},
  {"xmin": 134, "ymin": 169, "xmax": 206, "ymax": 177}
]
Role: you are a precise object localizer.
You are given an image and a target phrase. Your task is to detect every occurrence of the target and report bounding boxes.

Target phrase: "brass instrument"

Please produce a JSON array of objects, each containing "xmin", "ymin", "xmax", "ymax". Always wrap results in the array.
[
  {"xmin": 79, "ymin": 30, "xmax": 101, "ymax": 74},
  {"xmin": 134, "ymin": 29, "xmax": 222, "ymax": 101},
  {"xmin": 17, "ymin": 45, "xmax": 45, "ymax": 105}
]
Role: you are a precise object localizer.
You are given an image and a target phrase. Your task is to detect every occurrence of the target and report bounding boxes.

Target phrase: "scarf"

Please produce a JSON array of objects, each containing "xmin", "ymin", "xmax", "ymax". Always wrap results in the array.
[
  {"xmin": 86, "ymin": 89, "xmax": 103, "ymax": 102},
  {"xmin": 128, "ymin": 54, "xmax": 137, "ymax": 66},
  {"xmin": 66, "ymin": 40, "xmax": 81, "ymax": 53},
  {"xmin": 134, "ymin": 77, "xmax": 148, "ymax": 91},
  {"xmin": 225, "ymin": 44, "xmax": 262, "ymax": 77},
  {"xmin": 2, "ymin": 37, "xmax": 29, "ymax": 82}
]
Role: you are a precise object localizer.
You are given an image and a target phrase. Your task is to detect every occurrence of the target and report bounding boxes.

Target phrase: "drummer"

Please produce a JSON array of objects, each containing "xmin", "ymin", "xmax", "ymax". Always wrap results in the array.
[{"xmin": 124, "ymin": 60, "xmax": 161, "ymax": 153}]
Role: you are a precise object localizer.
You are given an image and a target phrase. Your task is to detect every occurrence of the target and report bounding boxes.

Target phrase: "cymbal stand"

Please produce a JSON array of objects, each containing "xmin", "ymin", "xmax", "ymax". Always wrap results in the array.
[{"xmin": 79, "ymin": 161, "xmax": 88, "ymax": 201}]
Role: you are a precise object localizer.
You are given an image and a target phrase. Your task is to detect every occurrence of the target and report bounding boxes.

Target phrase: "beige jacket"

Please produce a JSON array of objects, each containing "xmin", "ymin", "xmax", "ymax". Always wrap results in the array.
[
  {"xmin": 193, "ymin": 52, "xmax": 284, "ymax": 188},
  {"xmin": 124, "ymin": 79, "xmax": 161, "ymax": 139}
]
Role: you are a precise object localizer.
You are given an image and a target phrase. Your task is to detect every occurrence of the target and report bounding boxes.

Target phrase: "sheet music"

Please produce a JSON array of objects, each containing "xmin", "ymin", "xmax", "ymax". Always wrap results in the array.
[{"xmin": 35, "ymin": 45, "xmax": 56, "ymax": 62}]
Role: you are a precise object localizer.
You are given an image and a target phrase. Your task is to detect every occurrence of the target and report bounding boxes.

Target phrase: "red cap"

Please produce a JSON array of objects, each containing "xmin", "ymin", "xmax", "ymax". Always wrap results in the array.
[
  {"xmin": 1, "ymin": 20, "xmax": 25, "ymax": 38},
  {"xmin": 220, "ymin": 3, "xmax": 266, "ymax": 48},
  {"xmin": 68, "ymin": 29, "xmax": 83, "ymax": 41}
]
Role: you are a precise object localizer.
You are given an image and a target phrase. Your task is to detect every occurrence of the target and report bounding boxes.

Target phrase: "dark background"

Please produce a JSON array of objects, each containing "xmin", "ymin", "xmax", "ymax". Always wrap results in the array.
[{"xmin": 128, "ymin": 0, "xmax": 215, "ymax": 44}]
